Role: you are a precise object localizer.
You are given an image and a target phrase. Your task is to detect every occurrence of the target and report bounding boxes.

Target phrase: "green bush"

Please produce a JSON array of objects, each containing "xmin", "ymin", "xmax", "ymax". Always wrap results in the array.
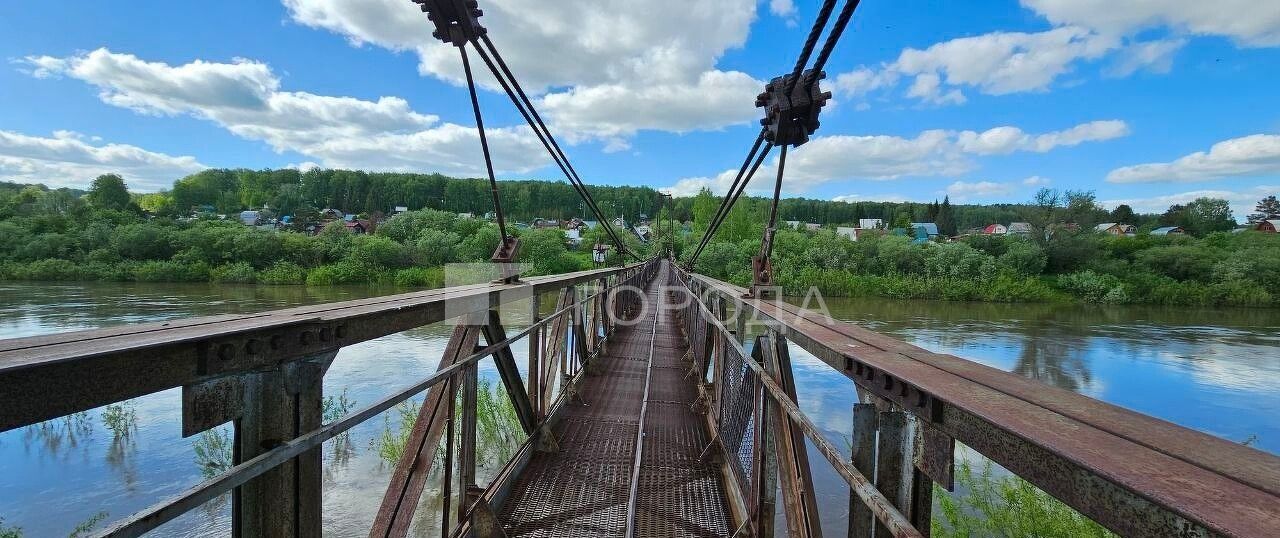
[
  {"xmin": 211, "ymin": 262, "xmax": 257, "ymax": 283},
  {"xmin": 393, "ymin": 266, "xmax": 444, "ymax": 287},
  {"xmin": 129, "ymin": 260, "xmax": 210, "ymax": 282},
  {"xmin": 258, "ymin": 261, "xmax": 308, "ymax": 285},
  {"xmin": 1056, "ymin": 271, "xmax": 1128, "ymax": 304}
]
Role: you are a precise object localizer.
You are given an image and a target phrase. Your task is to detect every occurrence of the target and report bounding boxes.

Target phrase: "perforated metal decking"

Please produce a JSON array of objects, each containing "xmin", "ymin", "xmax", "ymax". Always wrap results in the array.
[{"xmin": 499, "ymin": 264, "xmax": 732, "ymax": 538}]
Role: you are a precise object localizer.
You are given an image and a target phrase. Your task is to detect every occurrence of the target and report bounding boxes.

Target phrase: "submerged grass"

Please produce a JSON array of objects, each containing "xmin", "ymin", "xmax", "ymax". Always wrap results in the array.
[
  {"xmin": 371, "ymin": 378, "xmax": 523, "ymax": 468},
  {"xmin": 932, "ymin": 460, "xmax": 1115, "ymax": 538}
]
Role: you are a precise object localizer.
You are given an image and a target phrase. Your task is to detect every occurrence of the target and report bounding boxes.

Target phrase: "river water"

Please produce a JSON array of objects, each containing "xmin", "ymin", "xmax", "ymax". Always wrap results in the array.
[{"xmin": 1, "ymin": 282, "xmax": 1277, "ymax": 536}]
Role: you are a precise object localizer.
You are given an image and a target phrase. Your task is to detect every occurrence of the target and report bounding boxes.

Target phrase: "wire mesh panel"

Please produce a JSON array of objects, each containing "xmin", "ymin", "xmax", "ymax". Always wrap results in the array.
[{"xmin": 717, "ymin": 340, "xmax": 759, "ymax": 496}]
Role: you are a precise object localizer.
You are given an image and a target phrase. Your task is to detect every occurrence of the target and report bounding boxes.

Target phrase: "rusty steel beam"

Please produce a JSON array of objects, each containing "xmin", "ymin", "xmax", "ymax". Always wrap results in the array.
[
  {"xmin": 371, "ymin": 319, "xmax": 483, "ymax": 538},
  {"xmin": 687, "ymin": 272, "xmax": 1280, "ymax": 538},
  {"xmin": 0, "ymin": 264, "xmax": 645, "ymax": 433}
]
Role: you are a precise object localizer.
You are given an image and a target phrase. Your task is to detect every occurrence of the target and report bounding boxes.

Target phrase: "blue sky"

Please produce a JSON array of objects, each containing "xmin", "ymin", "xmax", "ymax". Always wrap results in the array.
[{"xmin": 1, "ymin": 0, "xmax": 1278, "ymax": 218}]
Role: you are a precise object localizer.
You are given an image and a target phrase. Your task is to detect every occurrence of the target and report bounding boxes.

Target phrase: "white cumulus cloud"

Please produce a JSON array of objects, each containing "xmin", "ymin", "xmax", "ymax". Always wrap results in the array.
[
  {"xmin": 666, "ymin": 120, "xmax": 1126, "ymax": 196},
  {"xmin": 0, "ymin": 130, "xmax": 205, "ymax": 191},
  {"xmin": 1021, "ymin": 0, "xmax": 1280, "ymax": 47},
  {"xmin": 1101, "ymin": 185, "xmax": 1279, "ymax": 219},
  {"xmin": 956, "ymin": 120, "xmax": 1129, "ymax": 155},
  {"xmin": 1107, "ymin": 134, "xmax": 1280, "ymax": 183},
  {"xmin": 280, "ymin": 0, "xmax": 763, "ymax": 144},
  {"xmin": 22, "ymin": 48, "xmax": 549, "ymax": 176},
  {"xmin": 944, "ymin": 180, "xmax": 1018, "ymax": 201}
]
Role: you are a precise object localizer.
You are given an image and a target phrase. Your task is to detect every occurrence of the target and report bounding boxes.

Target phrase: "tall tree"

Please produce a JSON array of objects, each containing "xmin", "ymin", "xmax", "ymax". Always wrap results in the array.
[
  {"xmin": 1247, "ymin": 195, "xmax": 1280, "ymax": 223},
  {"xmin": 85, "ymin": 174, "xmax": 131, "ymax": 211},
  {"xmin": 936, "ymin": 196, "xmax": 957, "ymax": 236},
  {"xmin": 1182, "ymin": 198, "xmax": 1236, "ymax": 236},
  {"xmin": 1110, "ymin": 204, "xmax": 1136, "ymax": 224}
]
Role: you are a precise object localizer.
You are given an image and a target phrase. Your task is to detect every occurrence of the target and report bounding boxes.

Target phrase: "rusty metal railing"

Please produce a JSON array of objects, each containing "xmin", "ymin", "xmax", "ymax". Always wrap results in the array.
[
  {"xmin": 0, "ymin": 258, "xmax": 663, "ymax": 537},
  {"xmin": 671, "ymin": 265, "xmax": 1280, "ymax": 538}
]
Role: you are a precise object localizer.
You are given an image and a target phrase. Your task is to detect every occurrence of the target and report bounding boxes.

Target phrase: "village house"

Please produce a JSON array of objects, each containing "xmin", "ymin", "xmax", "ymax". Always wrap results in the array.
[
  {"xmin": 1255, "ymin": 220, "xmax": 1280, "ymax": 233},
  {"xmin": 836, "ymin": 226, "xmax": 875, "ymax": 241},
  {"xmin": 343, "ymin": 219, "xmax": 373, "ymax": 234},
  {"xmin": 1151, "ymin": 226, "xmax": 1185, "ymax": 236},
  {"xmin": 1094, "ymin": 222, "xmax": 1136, "ymax": 236},
  {"xmin": 982, "ymin": 223, "xmax": 1007, "ymax": 235},
  {"xmin": 1007, "ymin": 222, "xmax": 1033, "ymax": 237},
  {"xmin": 859, "ymin": 218, "xmax": 883, "ymax": 229},
  {"xmin": 910, "ymin": 222, "xmax": 940, "ymax": 238},
  {"xmin": 239, "ymin": 210, "xmax": 261, "ymax": 226}
]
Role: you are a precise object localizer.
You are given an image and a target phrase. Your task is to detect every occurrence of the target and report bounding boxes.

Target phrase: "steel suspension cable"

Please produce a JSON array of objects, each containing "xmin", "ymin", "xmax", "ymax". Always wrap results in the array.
[
  {"xmin": 475, "ymin": 34, "xmax": 640, "ymax": 261},
  {"xmin": 809, "ymin": 0, "xmax": 862, "ymax": 77},
  {"xmin": 784, "ymin": 0, "xmax": 838, "ymax": 95},
  {"xmin": 688, "ymin": 129, "xmax": 766, "ymax": 261},
  {"xmin": 762, "ymin": 144, "xmax": 788, "ymax": 261},
  {"xmin": 689, "ymin": 1, "xmax": 841, "ymax": 267},
  {"xmin": 467, "ymin": 40, "xmax": 636, "ymax": 260},
  {"xmin": 458, "ymin": 45, "xmax": 509, "ymax": 240},
  {"xmin": 688, "ymin": 141, "xmax": 774, "ymax": 265}
]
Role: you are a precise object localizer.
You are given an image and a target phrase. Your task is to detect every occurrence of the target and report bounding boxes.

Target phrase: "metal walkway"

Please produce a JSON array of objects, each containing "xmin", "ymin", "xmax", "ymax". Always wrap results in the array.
[{"xmin": 499, "ymin": 264, "xmax": 732, "ymax": 537}]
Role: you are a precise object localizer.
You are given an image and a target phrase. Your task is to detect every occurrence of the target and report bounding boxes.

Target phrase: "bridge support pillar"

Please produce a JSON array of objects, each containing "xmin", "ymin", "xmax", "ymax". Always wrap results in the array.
[{"xmin": 232, "ymin": 353, "xmax": 333, "ymax": 538}]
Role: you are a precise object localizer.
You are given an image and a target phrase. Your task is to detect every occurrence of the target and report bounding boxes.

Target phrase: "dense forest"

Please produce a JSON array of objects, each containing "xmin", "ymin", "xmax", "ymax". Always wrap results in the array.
[{"xmin": 1, "ymin": 169, "xmax": 1277, "ymax": 307}]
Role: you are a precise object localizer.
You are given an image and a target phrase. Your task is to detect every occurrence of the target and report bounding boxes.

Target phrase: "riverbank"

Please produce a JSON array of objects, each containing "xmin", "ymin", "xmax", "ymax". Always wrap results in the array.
[{"xmin": 3, "ymin": 259, "xmax": 1278, "ymax": 308}]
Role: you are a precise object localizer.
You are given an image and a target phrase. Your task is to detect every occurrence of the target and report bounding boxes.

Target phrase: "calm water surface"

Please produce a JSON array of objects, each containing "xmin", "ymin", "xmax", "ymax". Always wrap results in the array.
[{"xmin": 1, "ymin": 283, "xmax": 1277, "ymax": 536}]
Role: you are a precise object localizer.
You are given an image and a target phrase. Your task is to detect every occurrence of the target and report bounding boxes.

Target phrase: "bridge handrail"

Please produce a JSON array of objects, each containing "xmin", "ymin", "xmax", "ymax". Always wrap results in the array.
[
  {"xmin": 0, "ymin": 257, "xmax": 664, "ymax": 537},
  {"xmin": 0, "ymin": 262, "xmax": 645, "ymax": 432},
  {"xmin": 668, "ymin": 267, "xmax": 921, "ymax": 537},
  {"xmin": 675, "ymin": 267, "xmax": 1280, "ymax": 538}
]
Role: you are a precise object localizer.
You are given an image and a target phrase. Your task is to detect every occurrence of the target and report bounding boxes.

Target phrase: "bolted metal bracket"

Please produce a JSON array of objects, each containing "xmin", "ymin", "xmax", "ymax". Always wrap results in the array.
[
  {"xmin": 746, "ymin": 254, "xmax": 778, "ymax": 299},
  {"xmin": 491, "ymin": 235, "xmax": 522, "ymax": 284},
  {"xmin": 755, "ymin": 69, "xmax": 832, "ymax": 147},
  {"xmin": 466, "ymin": 494, "xmax": 510, "ymax": 538},
  {"xmin": 412, "ymin": 0, "xmax": 486, "ymax": 47}
]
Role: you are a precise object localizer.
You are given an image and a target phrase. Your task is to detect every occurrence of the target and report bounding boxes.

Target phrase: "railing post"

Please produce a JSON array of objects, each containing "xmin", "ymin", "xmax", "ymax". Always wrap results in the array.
[
  {"xmin": 528, "ymin": 291, "xmax": 541, "ymax": 420},
  {"xmin": 232, "ymin": 353, "xmax": 332, "ymax": 537},
  {"xmin": 750, "ymin": 335, "xmax": 778, "ymax": 538},
  {"xmin": 460, "ymin": 357, "xmax": 479, "ymax": 519},
  {"xmin": 764, "ymin": 333, "xmax": 823, "ymax": 538}
]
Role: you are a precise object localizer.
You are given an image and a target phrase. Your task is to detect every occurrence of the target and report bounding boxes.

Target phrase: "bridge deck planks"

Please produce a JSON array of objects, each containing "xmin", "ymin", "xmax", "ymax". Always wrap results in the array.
[{"xmin": 499, "ymin": 264, "xmax": 731, "ymax": 538}]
